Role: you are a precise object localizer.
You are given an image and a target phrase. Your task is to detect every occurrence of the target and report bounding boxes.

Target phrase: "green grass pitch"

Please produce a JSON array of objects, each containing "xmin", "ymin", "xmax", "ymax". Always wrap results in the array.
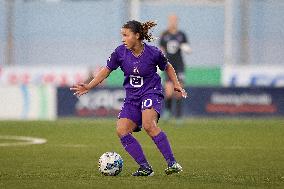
[{"xmin": 0, "ymin": 118, "xmax": 284, "ymax": 189}]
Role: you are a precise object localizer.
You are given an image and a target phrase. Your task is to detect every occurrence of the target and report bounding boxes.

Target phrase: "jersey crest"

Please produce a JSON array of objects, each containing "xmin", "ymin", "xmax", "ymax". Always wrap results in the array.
[{"xmin": 133, "ymin": 66, "xmax": 140, "ymax": 74}]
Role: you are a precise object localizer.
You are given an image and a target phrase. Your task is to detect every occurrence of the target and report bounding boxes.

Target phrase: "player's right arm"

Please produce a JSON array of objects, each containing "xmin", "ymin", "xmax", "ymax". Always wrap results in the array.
[
  {"xmin": 71, "ymin": 47, "xmax": 121, "ymax": 97},
  {"xmin": 70, "ymin": 67, "xmax": 112, "ymax": 97}
]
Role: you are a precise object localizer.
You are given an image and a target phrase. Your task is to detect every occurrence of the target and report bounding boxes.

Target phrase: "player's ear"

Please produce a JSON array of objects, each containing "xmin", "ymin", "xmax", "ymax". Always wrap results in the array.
[{"xmin": 135, "ymin": 33, "xmax": 140, "ymax": 40}]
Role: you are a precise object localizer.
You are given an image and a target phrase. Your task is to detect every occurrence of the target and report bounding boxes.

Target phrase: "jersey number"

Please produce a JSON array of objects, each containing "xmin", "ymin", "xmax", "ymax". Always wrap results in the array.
[
  {"xmin": 130, "ymin": 75, "xmax": 143, "ymax": 88},
  {"xmin": 142, "ymin": 99, "xmax": 153, "ymax": 109}
]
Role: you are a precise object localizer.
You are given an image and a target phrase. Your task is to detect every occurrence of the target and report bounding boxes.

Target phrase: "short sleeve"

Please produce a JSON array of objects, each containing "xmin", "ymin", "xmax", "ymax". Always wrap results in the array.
[
  {"xmin": 157, "ymin": 49, "xmax": 169, "ymax": 71},
  {"xmin": 106, "ymin": 50, "xmax": 120, "ymax": 71},
  {"xmin": 181, "ymin": 32, "xmax": 189, "ymax": 44},
  {"xmin": 159, "ymin": 33, "xmax": 167, "ymax": 48}
]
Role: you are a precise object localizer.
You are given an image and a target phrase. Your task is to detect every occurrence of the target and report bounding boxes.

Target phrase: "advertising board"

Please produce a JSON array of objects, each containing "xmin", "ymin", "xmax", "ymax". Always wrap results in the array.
[
  {"xmin": 222, "ymin": 65, "xmax": 284, "ymax": 87},
  {"xmin": 57, "ymin": 87, "xmax": 125, "ymax": 117},
  {"xmin": 184, "ymin": 87, "xmax": 284, "ymax": 116},
  {"xmin": 0, "ymin": 66, "xmax": 91, "ymax": 86},
  {"xmin": 0, "ymin": 86, "xmax": 56, "ymax": 120},
  {"xmin": 57, "ymin": 87, "xmax": 284, "ymax": 117}
]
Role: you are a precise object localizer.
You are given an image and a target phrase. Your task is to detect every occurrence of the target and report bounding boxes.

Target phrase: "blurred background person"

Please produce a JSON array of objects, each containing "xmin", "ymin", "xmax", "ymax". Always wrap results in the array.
[{"xmin": 159, "ymin": 14, "xmax": 192, "ymax": 119}]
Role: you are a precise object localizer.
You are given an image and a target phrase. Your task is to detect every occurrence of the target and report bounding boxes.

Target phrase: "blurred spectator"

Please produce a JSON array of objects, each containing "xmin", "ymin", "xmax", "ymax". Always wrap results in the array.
[{"xmin": 159, "ymin": 14, "xmax": 192, "ymax": 119}]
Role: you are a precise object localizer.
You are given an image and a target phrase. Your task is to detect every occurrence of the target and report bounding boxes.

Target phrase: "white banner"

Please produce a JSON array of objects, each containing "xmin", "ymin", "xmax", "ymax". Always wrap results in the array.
[
  {"xmin": 0, "ymin": 66, "xmax": 95, "ymax": 86},
  {"xmin": 0, "ymin": 86, "xmax": 56, "ymax": 120},
  {"xmin": 222, "ymin": 65, "xmax": 284, "ymax": 87}
]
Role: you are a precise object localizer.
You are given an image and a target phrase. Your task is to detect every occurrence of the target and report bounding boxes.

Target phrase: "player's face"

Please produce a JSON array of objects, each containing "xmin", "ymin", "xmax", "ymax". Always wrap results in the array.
[{"xmin": 121, "ymin": 28, "xmax": 140, "ymax": 49}]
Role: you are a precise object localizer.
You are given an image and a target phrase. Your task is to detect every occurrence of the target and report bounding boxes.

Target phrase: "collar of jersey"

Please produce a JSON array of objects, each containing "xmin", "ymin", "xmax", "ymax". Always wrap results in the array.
[{"xmin": 130, "ymin": 42, "xmax": 145, "ymax": 58}]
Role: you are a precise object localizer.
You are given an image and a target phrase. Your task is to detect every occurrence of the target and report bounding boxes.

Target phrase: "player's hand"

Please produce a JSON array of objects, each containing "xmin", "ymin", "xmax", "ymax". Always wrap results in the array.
[
  {"xmin": 70, "ymin": 83, "xmax": 90, "ymax": 97},
  {"xmin": 174, "ymin": 86, "xmax": 188, "ymax": 98}
]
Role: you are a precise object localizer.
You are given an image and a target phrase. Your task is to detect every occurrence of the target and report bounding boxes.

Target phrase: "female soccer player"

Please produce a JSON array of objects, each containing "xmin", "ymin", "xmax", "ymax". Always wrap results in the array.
[{"xmin": 70, "ymin": 20, "xmax": 187, "ymax": 176}]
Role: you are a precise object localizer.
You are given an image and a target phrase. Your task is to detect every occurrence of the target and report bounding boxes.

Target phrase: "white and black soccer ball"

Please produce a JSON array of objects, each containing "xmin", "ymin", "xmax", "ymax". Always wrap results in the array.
[{"xmin": 98, "ymin": 152, "xmax": 123, "ymax": 176}]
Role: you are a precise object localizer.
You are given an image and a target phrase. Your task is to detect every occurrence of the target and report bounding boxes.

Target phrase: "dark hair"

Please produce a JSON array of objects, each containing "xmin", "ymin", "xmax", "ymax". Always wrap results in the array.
[{"xmin": 122, "ymin": 20, "xmax": 157, "ymax": 42}]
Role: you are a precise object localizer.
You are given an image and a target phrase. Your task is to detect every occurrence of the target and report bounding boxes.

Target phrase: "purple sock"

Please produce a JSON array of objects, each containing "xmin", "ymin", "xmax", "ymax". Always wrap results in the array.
[
  {"xmin": 152, "ymin": 131, "xmax": 176, "ymax": 166},
  {"xmin": 120, "ymin": 134, "xmax": 150, "ymax": 167}
]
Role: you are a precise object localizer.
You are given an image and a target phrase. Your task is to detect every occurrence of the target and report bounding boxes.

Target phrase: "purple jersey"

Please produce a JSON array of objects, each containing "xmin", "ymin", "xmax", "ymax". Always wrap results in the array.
[{"xmin": 106, "ymin": 43, "xmax": 169, "ymax": 100}]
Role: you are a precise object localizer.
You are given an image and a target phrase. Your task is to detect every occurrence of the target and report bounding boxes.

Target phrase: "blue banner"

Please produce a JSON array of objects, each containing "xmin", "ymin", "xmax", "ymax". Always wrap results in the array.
[
  {"xmin": 184, "ymin": 87, "xmax": 284, "ymax": 116},
  {"xmin": 57, "ymin": 87, "xmax": 125, "ymax": 117},
  {"xmin": 57, "ymin": 87, "xmax": 284, "ymax": 117}
]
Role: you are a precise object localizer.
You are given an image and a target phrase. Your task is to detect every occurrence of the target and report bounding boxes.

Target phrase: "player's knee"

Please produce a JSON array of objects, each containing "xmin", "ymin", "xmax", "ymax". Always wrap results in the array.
[
  {"xmin": 116, "ymin": 123, "xmax": 133, "ymax": 138},
  {"xmin": 143, "ymin": 120, "xmax": 158, "ymax": 136},
  {"xmin": 116, "ymin": 118, "xmax": 137, "ymax": 137},
  {"xmin": 116, "ymin": 125, "xmax": 126, "ymax": 137}
]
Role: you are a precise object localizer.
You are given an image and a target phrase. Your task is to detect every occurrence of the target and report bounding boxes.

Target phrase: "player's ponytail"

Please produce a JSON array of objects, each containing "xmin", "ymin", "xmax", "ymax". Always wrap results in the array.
[
  {"xmin": 122, "ymin": 20, "xmax": 157, "ymax": 42},
  {"xmin": 141, "ymin": 21, "xmax": 157, "ymax": 42}
]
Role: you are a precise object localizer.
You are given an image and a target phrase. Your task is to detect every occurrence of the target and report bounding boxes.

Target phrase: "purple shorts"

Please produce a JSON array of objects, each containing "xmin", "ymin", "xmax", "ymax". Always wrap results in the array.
[{"xmin": 118, "ymin": 93, "xmax": 163, "ymax": 132}]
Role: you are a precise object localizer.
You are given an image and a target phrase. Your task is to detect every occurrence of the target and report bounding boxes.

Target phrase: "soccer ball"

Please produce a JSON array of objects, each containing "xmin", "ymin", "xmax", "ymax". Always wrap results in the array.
[{"xmin": 98, "ymin": 152, "xmax": 123, "ymax": 176}]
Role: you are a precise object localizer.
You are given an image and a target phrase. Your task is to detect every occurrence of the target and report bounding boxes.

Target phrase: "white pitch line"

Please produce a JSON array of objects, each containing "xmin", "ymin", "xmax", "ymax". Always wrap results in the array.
[
  {"xmin": 0, "ymin": 135, "xmax": 47, "ymax": 147},
  {"xmin": 56, "ymin": 144, "xmax": 89, "ymax": 148}
]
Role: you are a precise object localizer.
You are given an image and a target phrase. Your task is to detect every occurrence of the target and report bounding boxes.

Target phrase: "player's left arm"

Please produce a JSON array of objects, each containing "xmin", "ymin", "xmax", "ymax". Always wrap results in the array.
[{"xmin": 165, "ymin": 63, "xmax": 188, "ymax": 98}]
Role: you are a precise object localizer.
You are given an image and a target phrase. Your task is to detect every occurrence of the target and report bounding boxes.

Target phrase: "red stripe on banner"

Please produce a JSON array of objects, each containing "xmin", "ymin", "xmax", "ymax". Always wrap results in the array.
[{"xmin": 206, "ymin": 104, "xmax": 277, "ymax": 114}]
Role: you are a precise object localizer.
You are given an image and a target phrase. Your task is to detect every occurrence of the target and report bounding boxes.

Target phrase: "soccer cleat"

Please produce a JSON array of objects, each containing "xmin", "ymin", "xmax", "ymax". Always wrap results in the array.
[
  {"xmin": 132, "ymin": 166, "xmax": 154, "ymax": 176},
  {"xmin": 165, "ymin": 162, "xmax": 183, "ymax": 175}
]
